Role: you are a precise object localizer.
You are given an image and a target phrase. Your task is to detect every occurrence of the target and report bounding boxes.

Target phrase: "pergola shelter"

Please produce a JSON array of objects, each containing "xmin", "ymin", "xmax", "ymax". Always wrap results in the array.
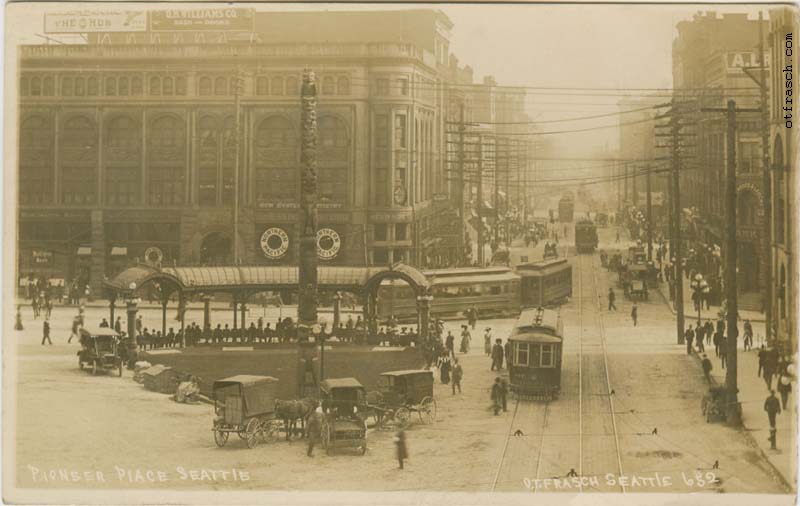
[{"xmin": 103, "ymin": 263, "xmax": 432, "ymax": 344}]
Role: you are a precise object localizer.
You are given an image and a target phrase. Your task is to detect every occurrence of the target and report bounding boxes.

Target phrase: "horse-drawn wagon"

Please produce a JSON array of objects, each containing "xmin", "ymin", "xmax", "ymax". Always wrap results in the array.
[
  {"xmin": 319, "ymin": 378, "xmax": 368, "ymax": 455},
  {"xmin": 366, "ymin": 370, "xmax": 437, "ymax": 430},
  {"xmin": 212, "ymin": 375, "xmax": 282, "ymax": 449}
]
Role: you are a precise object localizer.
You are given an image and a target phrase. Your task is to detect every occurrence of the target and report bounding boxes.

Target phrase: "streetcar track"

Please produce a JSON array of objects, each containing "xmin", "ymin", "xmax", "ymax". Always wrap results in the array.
[
  {"xmin": 577, "ymin": 249, "xmax": 585, "ymax": 492},
  {"xmin": 531, "ymin": 402, "xmax": 550, "ymax": 494},
  {"xmin": 490, "ymin": 398, "xmax": 520, "ymax": 491}
]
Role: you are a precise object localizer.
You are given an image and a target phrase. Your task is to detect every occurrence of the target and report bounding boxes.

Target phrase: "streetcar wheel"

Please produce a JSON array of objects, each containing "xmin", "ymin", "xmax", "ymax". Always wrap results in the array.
[
  {"xmin": 245, "ymin": 419, "xmax": 260, "ymax": 449},
  {"xmin": 419, "ymin": 397, "xmax": 437, "ymax": 424},
  {"xmin": 214, "ymin": 430, "xmax": 229, "ymax": 447},
  {"xmin": 396, "ymin": 407, "xmax": 411, "ymax": 429}
]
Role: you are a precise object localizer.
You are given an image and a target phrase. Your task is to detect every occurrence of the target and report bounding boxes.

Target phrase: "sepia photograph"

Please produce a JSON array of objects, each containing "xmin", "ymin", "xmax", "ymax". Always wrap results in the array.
[{"xmin": 2, "ymin": 2, "xmax": 798, "ymax": 503}]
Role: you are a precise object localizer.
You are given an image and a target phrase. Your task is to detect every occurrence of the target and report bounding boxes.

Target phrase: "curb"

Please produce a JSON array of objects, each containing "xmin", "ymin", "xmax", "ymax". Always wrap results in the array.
[{"xmin": 653, "ymin": 284, "xmax": 766, "ymax": 324}]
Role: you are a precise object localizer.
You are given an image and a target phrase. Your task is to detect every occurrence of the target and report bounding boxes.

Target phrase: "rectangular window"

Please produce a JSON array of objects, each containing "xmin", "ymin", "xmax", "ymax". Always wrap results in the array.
[
  {"xmin": 221, "ymin": 166, "xmax": 234, "ymax": 206},
  {"xmin": 377, "ymin": 78, "xmax": 390, "ymax": 96},
  {"xmin": 149, "ymin": 167, "xmax": 184, "ymax": 206},
  {"xmin": 398, "ymin": 78, "xmax": 409, "ymax": 96},
  {"xmin": 738, "ymin": 142, "xmax": 761, "ymax": 173},
  {"xmin": 105, "ymin": 166, "xmax": 138, "ymax": 206},
  {"xmin": 373, "ymin": 248, "xmax": 389, "ymax": 265},
  {"xmin": 540, "ymin": 344, "xmax": 555, "ymax": 368},
  {"xmin": 62, "ymin": 166, "xmax": 96, "ymax": 205},
  {"xmin": 375, "ymin": 167, "xmax": 389, "ymax": 207},
  {"xmin": 198, "ymin": 166, "xmax": 217, "ymax": 207},
  {"xmin": 374, "ymin": 224, "xmax": 388, "ymax": 241},
  {"xmin": 395, "ymin": 223, "xmax": 407, "ymax": 241},
  {"xmin": 255, "ymin": 167, "xmax": 296, "ymax": 203},
  {"xmin": 319, "ymin": 167, "xmax": 347, "ymax": 203},
  {"xmin": 394, "ymin": 115, "xmax": 407, "ymax": 148},
  {"xmin": 375, "ymin": 115, "xmax": 389, "ymax": 148},
  {"xmin": 514, "ymin": 343, "xmax": 529, "ymax": 366}
]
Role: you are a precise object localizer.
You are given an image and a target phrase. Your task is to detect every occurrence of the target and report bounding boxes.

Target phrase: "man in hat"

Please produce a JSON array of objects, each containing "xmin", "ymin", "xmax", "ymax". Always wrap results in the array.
[
  {"xmin": 445, "ymin": 331, "xmax": 455, "ymax": 357},
  {"xmin": 701, "ymin": 354, "xmax": 712, "ymax": 382},
  {"xmin": 491, "ymin": 377, "xmax": 503, "ymax": 415},
  {"xmin": 491, "ymin": 339, "xmax": 505, "ymax": 371},
  {"xmin": 484, "ymin": 328, "xmax": 492, "ymax": 356}
]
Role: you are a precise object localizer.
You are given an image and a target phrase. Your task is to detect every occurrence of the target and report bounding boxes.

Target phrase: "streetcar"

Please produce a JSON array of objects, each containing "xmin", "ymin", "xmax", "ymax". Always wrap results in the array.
[
  {"xmin": 575, "ymin": 220, "xmax": 599, "ymax": 254},
  {"xmin": 516, "ymin": 259, "xmax": 572, "ymax": 308},
  {"xmin": 376, "ymin": 267, "xmax": 521, "ymax": 321},
  {"xmin": 507, "ymin": 307, "xmax": 564, "ymax": 399}
]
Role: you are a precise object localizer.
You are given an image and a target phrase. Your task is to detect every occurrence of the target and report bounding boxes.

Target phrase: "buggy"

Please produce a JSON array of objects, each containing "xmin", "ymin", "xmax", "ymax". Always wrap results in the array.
[
  {"xmin": 78, "ymin": 326, "xmax": 124, "ymax": 377},
  {"xmin": 319, "ymin": 378, "xmax": 368, "ymax": 455},
  {"xmin": 366, "ymin": 370, "xmax": 437, "ymax": 429},
  {"xmin": 212, "ymin": 375, "xmax": 282, "ymax": 449}
]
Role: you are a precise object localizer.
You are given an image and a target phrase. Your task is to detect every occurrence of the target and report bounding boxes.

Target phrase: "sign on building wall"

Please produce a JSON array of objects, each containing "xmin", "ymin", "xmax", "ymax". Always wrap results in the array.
[
  {"xmin": 32, "ymin": 250, "xmax": 53, "ymax": 265},
  {"xmin": 726, "ymin": 52, "xmax": 771, "ymax": 73},
  {"xmin": 45, "ymin": 10, "xmax": 146, "ymax": 33},
  {"xmin": 149, "ymin": 9, "xmax": 255, "ymax": 32}
]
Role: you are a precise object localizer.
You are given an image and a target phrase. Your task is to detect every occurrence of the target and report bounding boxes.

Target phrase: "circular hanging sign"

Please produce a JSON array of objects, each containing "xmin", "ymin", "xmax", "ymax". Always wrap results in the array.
[
  {"xmin": 144, "ymin": 247, "xmax": 164, "ymax": 265},
  {"xmin": 316, "ymin": 228, "xmax": 341, "ymax": 260},
  {"xmin": 261, "ymin": 228, "xmax": 289, "ymax": 259}
]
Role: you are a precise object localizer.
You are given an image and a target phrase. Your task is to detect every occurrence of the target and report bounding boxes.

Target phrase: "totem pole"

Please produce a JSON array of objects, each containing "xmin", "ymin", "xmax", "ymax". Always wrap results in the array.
[{"xmin": 297, "ymin": 69, "xmax": 319, "ymax": 396}]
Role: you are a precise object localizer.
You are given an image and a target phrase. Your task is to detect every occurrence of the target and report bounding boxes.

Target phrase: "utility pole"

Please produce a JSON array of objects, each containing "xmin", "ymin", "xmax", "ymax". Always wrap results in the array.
[
  {"xmin": 494, "ymin": 135, "xmax": 500, "ymax": 247},
  {"xmin": 646, "ymin": 163, "xmax": 653, "ymax": 261},
  {"xmin": 477, "ymin": 134, "xmax": 485, "ymax": 267},
  {"xmin": 233, "ymin": 67, "xmax": 242, "ymax": 264},
  {"xmin": 457, "ymin": 104, "xmax": 466, "ymax": 265},
  {"xmin": 671, "ymin": 118, "xmax": 685, "ymax": 345},
  {"xmin": 505, "ymin": 136, "xmax": 511, "ymax": 243},
  {"xmin": 758, "ymin": 11, "xmax": 774, "ymax": 346}
]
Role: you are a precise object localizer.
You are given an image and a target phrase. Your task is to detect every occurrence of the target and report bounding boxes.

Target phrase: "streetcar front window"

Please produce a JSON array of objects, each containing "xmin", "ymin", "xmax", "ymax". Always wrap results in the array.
[
  {"xmin": 540, "ymin": 344, "xmax": 555, "ymax": 368},
  {"xmin": 514, "ymin": 343, "xmax": 529, "ymax": 366}
]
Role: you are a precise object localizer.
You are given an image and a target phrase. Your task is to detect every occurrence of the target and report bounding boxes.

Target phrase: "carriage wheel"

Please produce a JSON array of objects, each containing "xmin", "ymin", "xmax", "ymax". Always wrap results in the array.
[
  {"xmin": 395, "ymin": 407, "xmax": 411, "ymax": 429},
  {"xmin": 237, "ymin": 431, "xmax": 248, "ymax": 440},
  {"xmin": 245, "ymin": 418, "xmax": 260, "ymax": 449},
  {"xmin": 214, "ymin": 430, "xmax": 229, "ymax": 447},
  {"xmin": 262, "ymin": 420, "xmax": 281, "ymax": 444},
  {"xmin": 91, "ymin": 360, "xmax": 98, "ymax": 376},
  {"xmin": 419, "ymin": 397, "xmax": 437, "ymax": 424}
]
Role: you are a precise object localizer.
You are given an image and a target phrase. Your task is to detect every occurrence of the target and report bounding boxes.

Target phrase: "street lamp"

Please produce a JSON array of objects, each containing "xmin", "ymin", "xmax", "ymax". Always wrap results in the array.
[{"xmin": 690, "ymin": 273, "xmax": 710, "ymax": 324}]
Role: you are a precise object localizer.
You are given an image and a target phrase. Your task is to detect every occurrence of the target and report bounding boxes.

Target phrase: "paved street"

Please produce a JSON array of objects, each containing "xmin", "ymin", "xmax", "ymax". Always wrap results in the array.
[{"xmin": 10, "ymin": 227, "xmax": 793, "ymax": 496}]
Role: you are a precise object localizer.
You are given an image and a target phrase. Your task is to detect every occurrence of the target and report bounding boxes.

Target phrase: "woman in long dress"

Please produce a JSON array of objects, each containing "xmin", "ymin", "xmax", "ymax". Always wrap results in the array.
[
  {"xmin": 460, "ymin": 328, "xmax": 471, "ymax": 354},
  {"xmin": 484, "ymin": 328, "xmax": 492, "ymax": 356},
  {"xmin": 437, "ymin": 352, "xmax": 451, "ymax": 384}
]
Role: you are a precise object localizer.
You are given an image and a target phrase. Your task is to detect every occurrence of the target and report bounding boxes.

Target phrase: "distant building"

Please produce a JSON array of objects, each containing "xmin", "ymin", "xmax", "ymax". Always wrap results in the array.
[
  {"xmin": 768, "ymin": 7, "xmax": 797, "ymax": 352},
  {"xmin": 672, "ymin": 11, "xmax": 769, "ymax": 304}
]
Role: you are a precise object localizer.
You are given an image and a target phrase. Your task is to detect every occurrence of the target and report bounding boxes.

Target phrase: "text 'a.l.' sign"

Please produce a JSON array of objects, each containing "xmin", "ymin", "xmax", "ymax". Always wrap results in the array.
[
  {"xmin": 45, "ymin": 11, "xmax": 146, "ymax": 33},
  {"xmin": 150, "ymin": 9, "xmax": 255, "ymax": 32}
]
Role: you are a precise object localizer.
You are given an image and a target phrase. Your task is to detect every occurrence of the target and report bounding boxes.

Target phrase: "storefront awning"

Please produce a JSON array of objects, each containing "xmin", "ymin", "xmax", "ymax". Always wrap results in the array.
[
  {"xmin": 77, "ymin": 247, "xmax": 92, "ymax": 256},
  {"xmin": 110, "ymin": 247, "xmax": 128, "ymax": 256}
]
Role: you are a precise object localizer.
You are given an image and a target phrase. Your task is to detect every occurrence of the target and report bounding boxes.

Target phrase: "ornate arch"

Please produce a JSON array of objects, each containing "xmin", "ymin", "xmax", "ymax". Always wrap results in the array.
[
  {"xmin": 364, "ymin": 263, "xmax": 429, "ymax": 297},
  {"xmin": 736, "ymin": 183, "xmax": 764, "ymax": 210}
]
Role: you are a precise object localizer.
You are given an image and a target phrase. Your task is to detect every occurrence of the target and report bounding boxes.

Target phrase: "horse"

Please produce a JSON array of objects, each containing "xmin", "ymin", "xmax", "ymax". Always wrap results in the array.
[{"xmin": 274, "ymin": 398, "xmax": 319, "ymax": 440}]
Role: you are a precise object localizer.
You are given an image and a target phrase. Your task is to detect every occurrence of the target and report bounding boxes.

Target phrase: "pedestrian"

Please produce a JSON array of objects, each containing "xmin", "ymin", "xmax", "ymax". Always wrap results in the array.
[
  {"xmin": 608, "ymin": 288, "xmax": 617, "ymax": 311},
  {"xmin": 764, "ymin": 390, "xmax": 781, "ymax": 429},
  {"xmin": 460, "ymin": 326, "xmax": 471, "ymax": 354},
  {"xmin": 777, "ymin": 374, "xmax": 792, "ymax": 410},
  {"xmin": 504, "ymin": 339, "xmax": 511, "ymax": 368},
  {"xmin": 758, "ymin": 345, "xmax": 767, "ymax": 378},
  {"xmin": 114, "ymin": 316, "xmax": 122, "ymax": 334},
  {"xmin": 685, "ymin": 325, "xmax": 694, "ymax": 355},
  {"xmin": 704, "ymin": 321, "xmax": 713, "ymax": 346},
  {"xmin": 500, "ymin": 378, "xmax": 509, "ymax": 412},
  {"xmin": 743, "ymin": 320, "xmax": 753, "ymax": 351},
  {"xmin": 394, "ymin": 430, "xmax": 408, "ymax": 469},
  {"xmin": 41, "ymin": 319, "xmax": 52, "ymax": 345},
  {"xmin": 491, "ymin": 378, "xmax": 503, "ymax": 415},
  {"xmin": 701, "ymin": 354, "xmax": 712, "ymax": 382},
  {"xmin": 67, "ymin": 316, "xmax": 80, "ymax": 343},
  {"xmin": 484, "ymin": 328, "xmax": 492, "ymax": 356},
  {"xmin": 306, "ymin": 406, "xmax": 324, "ymax": 457},
  {"xmin": 719, "ymin": 336, "xmax": 727, "ymax": 369},
  {"xmin": 446, "ymin": 331, "xmax": 455, "ymax": 356},
  {"xmin": 631, "ymin": 302, "xmax": 638, "ymax": 327},
  {"xmin": 713, "ymin": 329, "xmax": 721, "ymax": 357},
  {"xmin": 452, "ymin": 358, "xmax": 463, "ymax": 395},
  {"xmin": 695, "ymin": 322, "xmax": 706, "ymax": 352},
  {"xmin": 437, "ymin": 352, "xmax": 451, "ymax": 384},
  {"xmin": 491, "ymin": 338, "xmax": 504, "ymax": 371}
]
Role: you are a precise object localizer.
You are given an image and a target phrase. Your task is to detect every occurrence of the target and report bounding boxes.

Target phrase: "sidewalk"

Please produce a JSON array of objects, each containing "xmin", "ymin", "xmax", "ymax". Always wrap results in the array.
[
  {"xmin": 654, "ymin": 275, "xmax": 767, "ymax": 325},
  {"xmin": 705, "ymin": 347, "xmax": 797, "ymax": 491}
]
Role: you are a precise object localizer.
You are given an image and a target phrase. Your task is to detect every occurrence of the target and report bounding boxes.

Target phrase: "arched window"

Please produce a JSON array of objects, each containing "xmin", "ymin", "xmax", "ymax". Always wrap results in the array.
[
  {"xmin": 20, "ymin": 115, "xmax": 52, "ymax": 205},
  {"xmin": 43, "ymin": 77, "xmax": 54, "ymax": 96},
  {"xmin": 256, "ymin": 77, "xmax": 268, "ymax": 95},
  {"xmin": 105, "ymin": 77, "xmax": 117, "ymax": 96},
  {"xmin": 61, "ymin": 77, "xmax": 73, "ymax": 96},
  {"xmin": 255, "ymin": 116, "xmax": 296, "ymax": 203},
  {"xmin": 163, "ymin": 77, "xmax": 174, "ymax": 96},
  {"xmin": 74, "ymin": 77, "xmax": 85, "ymax": 96},
  {"xmin": 30, "ymin": 77, "xmax": 41, "ymax": 96},
  {"xmin": 270, "ymin": 76, "xmax": 283, "ymax": 96},
  {"xmin": 337, "ymin": 76, "xmax": 350, "ymax": 95},
  {"xmin": 20, "ymin": 76, "xmax": 29, "ymax": 96},
  {"xmin": 214, "ymin": 77, "xmax": 227, "ymax": 95},
  {"xmin": 286, "ymin": 76, "xmax": 298, "ymax": 95},
  {"xmin": 197, "ymin": 115, "xmax": 219, "ymax": 207},
  {"xmin": 150, "ymin": 76, "xmax": 161, "ymax": 96},
  {"xmin": 318, "ymin": 116, "xmax": 349, "ymax": 204},
  {"xmin": 131, "ymin": 77, "xmax": 143, "ymax": 95},
  {"xmin": 176, "ymin": 77, "xmax": 187, "ymax": 96},
  {"xmin": 87, "ymin": 77, "xmax": 98, "ymax": 96},
  {"xmin": 322, "ymin": 76, "xmax": 335, "ymax": 95},
  {"xmin": 118, "ymin": 77, "xmax": 129, "ymax": 96},
  {"xmin": 199, "ymin": 77, "xmax": 212, "ymax": 96},
  {"xmin": 149, "ymin": 116, "xmax": 185, "ymax": 206}
]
